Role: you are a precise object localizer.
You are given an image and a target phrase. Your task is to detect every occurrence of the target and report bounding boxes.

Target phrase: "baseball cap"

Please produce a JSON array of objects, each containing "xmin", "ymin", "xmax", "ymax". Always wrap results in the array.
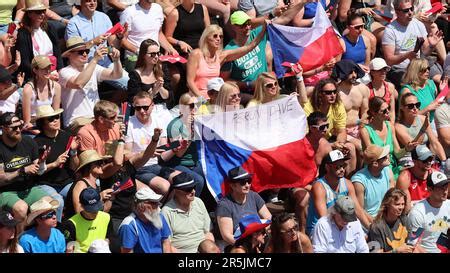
[
  {"xmin": 369, "ymin": 58, "xmax": 391, "ymax": 71},
  {"xmin": 207, "ymin": 77, "xmax": 225, "ymax": 92},
  {"xmin": 0, "ymin": 66, "xmax": 12, "ymax": 83},
  {"xmin": 411, "ymin": 145, "xmax": 434, "ymax": 161},
  {"xmin": 79, "ymin": 188, "xmax": 103, "ymax": 213},
  {"xmin": 0, "ymin": 112, "xmax": 19, "ymax": 127},
  {"xmin": 31, "ymin": 55, "xmax": 52, "ymax": 69},
  {"xmin": 334, "ymin": 196, "xmax": 357, "ymax": 222},
  {"xmin": 427, "ymin": 171, "xmax": 449, "ymax": 188},
  {"xmin": 228, "ymin": 166, "xmax": 252, "ymax": 181},
  {"xmin": 323, "ymin": 150, "xmax": 350, "ymax": 164},
  {"xmin": 135, "ymin": 187, "xmax": 163, "ymax": 203},
  {"xmin": 0, "ymin": 211, "xmax": 18, "ymax": 227},
  {"xmin": 172, "ymin": 172, "xmax": 196, "ymax": 190},
  {"xmin": 363, "ymin": 144, "xmax": 390, "ymax": 163},
  {"xmin": 230, "ymin": 11, "xmax": 251, "ymax": 25}
]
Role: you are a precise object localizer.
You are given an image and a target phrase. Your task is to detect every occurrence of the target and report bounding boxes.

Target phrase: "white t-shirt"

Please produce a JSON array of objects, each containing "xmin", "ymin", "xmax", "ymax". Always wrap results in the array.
[
  {"xmin": 382, "ymin": 18, "xmax": 428, "ymax": 70},
  {"xmin": 0, "ymin": 91, "xmax": 20, "ymax": 114},
  {"xmin": 125, "ymin": 115, "xmax": 167, "ymax": 167},
  {"xmin": 32, "ymin": 28, "xmax": 53, "ymax": 56},
  {"xmin": 120, "ymin": 3, "xmax": 164, "ymax": 57},
  {"xmin": 408, "ymin": 199, "xmax": 450, "ymax": 253},
  {"xmin": 59, "ymin": 64, "xmax": 104, "ymax": 127}
]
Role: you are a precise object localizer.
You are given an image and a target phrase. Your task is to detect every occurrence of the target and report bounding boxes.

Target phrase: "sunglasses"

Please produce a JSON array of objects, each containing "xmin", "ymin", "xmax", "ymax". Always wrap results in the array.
[
  {"xmin": 234, "ymin": 179, "xmax": 252, "ymax": 186},
  {"xmin": 134, "ymin": 105, "xmax": 151, "ymax": 111},
  {"xmin": 379, "ymin": 108, "xmax": 390, "ymax": 115},
  {"xmin": 322, "ymin": 89, "xmax": 337, "ymax": 95},
  {"xmin": 230, "ymin": 93, "xmax": 241, "ymax": 99},
  {"xmin": 351, "ymin": 24, "xmax": 364, "ymax": 30},
  {"xmin": 405, "ymin": 102, "xmax": 421, "ymax": 109},
  {"xmin": 46, "ymin": 115, "xmax": 60, "ymax": 122},
  {"xmin": 398, "ymin": 6, "xmax": 414, "ymax": 13},
  {"xmin": 103, "ymin": 115, "xmax": 117, "ymax": 121},
  {"xmin": 420, "ymin": 66, "xmax": 431, "ymax": 73},
  {"xmin": 264, "ymin": 82, "xmax": 278, "ymax": 89},
  {"xmin": 8, "ymin": 124, "xmax": 23, "ymax": 131},
  {"xmin": 146, "ymin": 52, "xmax": 161, "ymax": 58},
  {"xmin": 76, "ymin": 49, "xmax": 90, "ymax": 56},
  {"xmin": 212, "ymin": 34, "xmax": 224, "ymax": 39},
  {"xmin": 311, "ymin": 123, "xmax": 329, "ymax": 131},
  {"xmin": 39, "ymin": 210, "xmax": 56, "ymax": 220},
  {"xmin": 31, "ymin": 10, "xmax": 46, "ymax": 14}
]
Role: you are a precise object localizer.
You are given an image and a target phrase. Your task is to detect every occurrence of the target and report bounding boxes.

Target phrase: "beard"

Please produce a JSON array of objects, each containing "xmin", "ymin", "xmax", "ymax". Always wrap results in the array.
[
  {"xmin": 6, "ymin": 132, "xmax": 21, "ymax": 143},
  {"xmin": 143, "ymin": 207, "xmax": 162, "ymax": 229}
]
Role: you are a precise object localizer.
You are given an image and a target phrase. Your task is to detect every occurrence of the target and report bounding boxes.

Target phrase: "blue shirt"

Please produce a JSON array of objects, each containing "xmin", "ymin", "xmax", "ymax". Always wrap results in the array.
[
  {"xmin": 351, "ymin": 166, "xmax": 391, "ymax": 217},
  {"xmin": 65, "ymin": 11, "xmax": 113, "ymax": 68},
  {"xmin": 19, "ymin": 227, "xmax": 66, "ymax": 253},
  {"xmin": 119, "ymin": 213, "xmax": 171, "ymax": 253}
]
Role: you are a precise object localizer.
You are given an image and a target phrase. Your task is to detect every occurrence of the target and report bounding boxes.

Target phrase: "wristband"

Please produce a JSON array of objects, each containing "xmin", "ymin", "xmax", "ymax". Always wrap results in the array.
[
  {"xmin": 296, "ymin": 75, "xmax": 303, "ymax": 82},
  {"xmin": 117, "ymin": 139, "xmax": 125, "ymax": 144},
  {"xmin": 59, "ymin": 18, "xmax": 65, "ymax": 23},
  {"xmin": 176, "ymin": 40, "xmax": 180, "ymax": 46}
]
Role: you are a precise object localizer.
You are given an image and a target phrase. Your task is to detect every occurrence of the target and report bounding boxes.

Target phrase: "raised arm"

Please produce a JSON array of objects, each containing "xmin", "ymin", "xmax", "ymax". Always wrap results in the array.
[{"xmin": 220, "ymin": 24, "xmax": 266, "ymax": 64}]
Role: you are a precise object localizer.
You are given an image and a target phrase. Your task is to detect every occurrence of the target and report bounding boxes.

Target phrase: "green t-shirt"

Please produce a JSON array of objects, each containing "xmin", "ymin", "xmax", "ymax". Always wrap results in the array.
[
  {"xmin": 222, "ymin": 26, "xmax": 268, "ymax": 83},
  {"xmin": 400, "ymin": 79, "xmax": 437, "ymax": 122},
  {"xmin": 166, "ymin": 117, "xmax": 198, "ymax": 167}
]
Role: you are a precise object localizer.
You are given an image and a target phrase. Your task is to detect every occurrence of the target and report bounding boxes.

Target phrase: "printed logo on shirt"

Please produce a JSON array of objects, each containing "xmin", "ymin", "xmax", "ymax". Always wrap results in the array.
[
  {"xmin": 428, "ymin": 218, "xmax": 450, "ymax": 232},
  {"xmin": 411, "ymin": 182, "xmax": 418, "ymax": 189},
  {"xmin": 4, "ymin": 156, "xmax": 31, "ymax": 171}
]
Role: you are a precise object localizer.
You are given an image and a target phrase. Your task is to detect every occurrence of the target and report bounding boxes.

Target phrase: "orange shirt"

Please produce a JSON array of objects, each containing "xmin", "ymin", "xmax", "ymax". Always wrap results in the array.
[{"xmin": 78, "ymin": 122, "xmax": 121, "ymax": 155}]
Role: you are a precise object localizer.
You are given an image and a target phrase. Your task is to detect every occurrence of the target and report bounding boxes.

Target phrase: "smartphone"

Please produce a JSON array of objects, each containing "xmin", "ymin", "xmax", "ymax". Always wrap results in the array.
[
  {"xmin": 406, "ymin": 227, "xmax": 424, "ymax": 246},
  {"xmin": 413, "ymin": 37, "xmax": 425, "ymax": 53},
  {"xmin": 107, "ymin": 46, "xmax": 113, "ymax": 54},
  {"xmin": 7, "ymin": 22, "xmax": 16, "ymax": 35},
  {"xmin": 157, "ymin": 140, "xmax": 181, "ymax": 151}
]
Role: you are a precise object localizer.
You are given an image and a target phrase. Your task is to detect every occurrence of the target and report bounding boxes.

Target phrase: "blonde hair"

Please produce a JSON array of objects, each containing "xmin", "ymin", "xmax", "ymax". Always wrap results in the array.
[
  {"xmin": 374, "ymin": 188, "xmax": 407, "ymax": 222},
  {"xmin": 93, "ymin": 100, "xmax": 119, "ymax": 118},
  {"xmin": 401, "ymin": 58, "xmax": 429, "ymax": 89},
  {"xmin": 215, "ymin": 82, "xmax": 240, "ymax": 112},
  {"xmin": 198, "ymin": 24, "xmax": 223, "ymax": 58},
  {"xmin": 253, "ymin": 72, "xmax": 280, "ymax": 104}
]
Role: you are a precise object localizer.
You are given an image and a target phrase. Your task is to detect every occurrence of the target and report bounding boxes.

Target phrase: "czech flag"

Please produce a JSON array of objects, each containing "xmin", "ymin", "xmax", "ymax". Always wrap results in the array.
[
  {"xmin": 195, "ymin": 96, "xmax": 317, "ymax": 200},
  {"xmin": 268, "ymin": 5, "xmax": 343, "ymax": 78}
]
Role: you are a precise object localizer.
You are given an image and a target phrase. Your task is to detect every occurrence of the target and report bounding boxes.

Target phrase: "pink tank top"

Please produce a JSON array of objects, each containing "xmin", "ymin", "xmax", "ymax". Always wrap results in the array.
[{"xmin": 194, "ymin": 54, "xmax": 220, "ymax": 99}]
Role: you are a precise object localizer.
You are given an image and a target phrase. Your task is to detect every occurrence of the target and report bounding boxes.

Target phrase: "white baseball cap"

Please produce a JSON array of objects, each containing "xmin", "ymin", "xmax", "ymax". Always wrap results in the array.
[
  {"xmin": 369, "ymin": 58, "xmax": 391, "ymax": 71},
  {"xmin": 207, "ymin": 77, "xmax": 225, "ymax": 92}
]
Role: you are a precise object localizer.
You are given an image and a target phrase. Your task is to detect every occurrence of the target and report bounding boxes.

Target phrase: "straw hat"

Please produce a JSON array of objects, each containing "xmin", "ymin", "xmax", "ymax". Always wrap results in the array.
[
  {"xmin": 35, "ymin": 105, "xmax": 64, "ymax": 120},
  {"xmin": 26, "ymin": 196, "xmax": 59, "ymax": 225},
  {"xmin": 24, "ymin": 0, "xmax": 48, "ymax": 11},
  {"xmin": 62, "ymin": 36, "xmax": 90, "ymax": 58},
  {"xmin": 76, "ymin": 150, "xmax": 111, "ymax": 172}
]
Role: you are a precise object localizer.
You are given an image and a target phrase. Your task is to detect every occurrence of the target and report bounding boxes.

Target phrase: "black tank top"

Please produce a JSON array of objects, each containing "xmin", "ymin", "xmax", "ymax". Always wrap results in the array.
[
  {"xmin": 173, "ymin": 3, "xmax": 205, "ymax": 49},
  {"xmin": 64, "ymin": 178, "xmax": 99, "ymax": 220}
]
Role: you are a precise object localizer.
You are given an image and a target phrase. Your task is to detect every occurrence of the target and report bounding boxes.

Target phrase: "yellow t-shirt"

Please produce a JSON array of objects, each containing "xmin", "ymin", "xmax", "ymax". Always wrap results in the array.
[
  {"xmin": 0, "ymin": 0, "xmax": 17, "ymax": 25},
  {"xmin": 303, "ymin": 100, "xmax": 347, "ymax": 139}
]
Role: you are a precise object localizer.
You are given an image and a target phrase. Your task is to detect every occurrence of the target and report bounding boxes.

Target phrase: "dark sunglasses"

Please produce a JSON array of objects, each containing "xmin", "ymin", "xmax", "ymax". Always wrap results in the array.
[
  {"xmin": 379, "ymin": 108, "xmax": 390, "ymax": 115},
  {"xmin": 264, "ymin": 82, "xmax": 278, "ymax": 89},
  {"xmin": 134, "ymin": 105, "xmax": 151, "ymax": 111},
  {"xmin": 146, "ymin": 51, "xmax": 161, "ymax": 58},
  {"xmin": 322, "ymin": 89, "xmax": 337, "ymax": 95},
  {"xmin": 212, "ymin": 34, "xmax": 224, "ymax": 39},
  {"xmin": 189, "ymin": 103, "xmax": 196, "ymax": 110},
  {"xmin": 238, "ymin": 22, "xmax": 251, "ymax": 28},
  {"xmin": 405, "ymin": 102, "xmax": 421, "ymax": 109},
  {"xmin": 31, "ymin": 10, "xmax": 46, "ymax": 14},
  {"xmin": 39, "ymin": 210, "xmax": 56, "ymax": 220},
  {"xmin": 420, "ymin": 66, "xmax": 431, "ymax": 73},
  {"xmin": 180, "ymin": 186, "xmax": 195, "ymax": 193},
  {"xmin": 398, "ymin": 6, "xmax": 414, "ymax": 13},
  {"xmin": 311, "ymin": 123, "xmax": 329, "ymax": 131},
  {"xmin": 46, "ymin": 115, "xmax": 60, "ymax": 122},
  {"xmin": 235, "ymin": 179, "xmax": 252, "ymax": 186},
  {"xmin": 76, "ymin": 49, "xmax": 90, "ymax": 56},
  {"xmin": 352, "ymin": 24, "xmax": 364, "ymax": 30},
  {"xmin": 8, "ymin": 124, "xmax": 23, "ymax": 131},
  {"xmin": 103, "ymin": 115, "xmax": 117, "ymax": 121},
  {"xmin": 333, "ymin": 162, "xmax": 347, "ymax": 170}
]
